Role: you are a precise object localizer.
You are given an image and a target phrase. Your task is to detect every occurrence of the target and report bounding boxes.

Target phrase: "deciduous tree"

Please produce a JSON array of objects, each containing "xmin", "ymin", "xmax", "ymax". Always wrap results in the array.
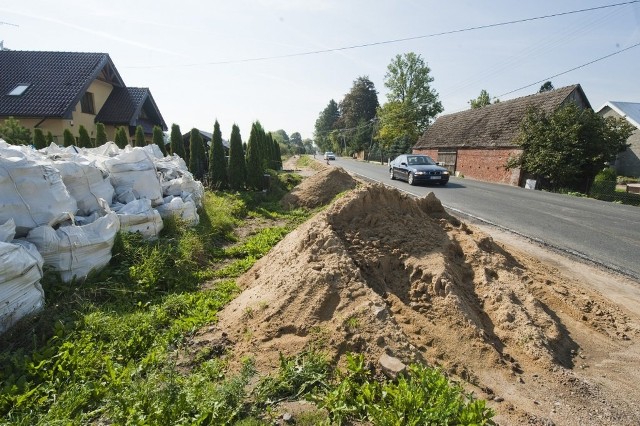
[
  {"xmin": 314, "ymin": 100, "xmax": 340, "ymax": 153},
  {"xmin": 376, "ymin": 52, "xmax": 443, "ymax": 149},
  {"xmin": 539, "ymin": 81, "xmax": 554, "ymax": 93},
  {"xmin": 469, "ymin": 89, "xmax": 492, "ymax": 109},
  {"xmin": 507, "ymin": 103, "xmax": 633, "ymax": 192}
]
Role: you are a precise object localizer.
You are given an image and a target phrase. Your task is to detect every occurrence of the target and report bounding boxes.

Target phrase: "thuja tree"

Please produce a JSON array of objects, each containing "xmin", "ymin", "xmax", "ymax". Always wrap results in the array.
[
  {"xmin": 152, "ymin": 125, "xmax": 167, "ymax": 156},
  {"xmin": 271, "ymin": 133, "xmax": 282, "ymax": 170},
  {"xmin": 33, "ymin": 128, "xmax": 47, "ymax": 149},
  {"xmin": 227, "ymin": 124, "xmax": 246, "ymax": 191},
  {"xmin": 0, "ymin": 117, "xmax": 31, "ymax": 145},
  {"xmin": 63, "ymin": 128, "xmax": 75, "ymax": 147},
  {"xmin": 188, "ymin": 128, "xmax": 207, "ymax": 181},
  {"xmin": 46, "ymin": 131, "xmax": 54, "ymax": 145},
  {"xmin": 208, "ymin": 120, "xmax": 228, "ymax": 189},
  {"xmin": 115, "ymin": 127, "xmax": 129, "ymax": 149},
  {"xmin": 95, "ymin": 123, "xmax": 108, "ymax": 147},
  {"xmin": 246, "ymin": 122, "xmax": 265, "ymax": 190},
  {"xmin": 170, "ymin": 123, "xmax": 185, "ymax": 159},
  {"xmin": 134, "ymin": 125, "xmax": 146, "ymax": 147},
  {"xmin": 78, "ymin": 125, "xmax": 91, "ymax": 148}
]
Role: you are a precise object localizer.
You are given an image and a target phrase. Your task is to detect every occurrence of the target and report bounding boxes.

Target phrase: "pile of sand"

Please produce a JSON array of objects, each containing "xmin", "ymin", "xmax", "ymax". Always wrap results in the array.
[
  {"xmin": 280, "ymin": 166, "xmax": 357, "ymax": 210},
  {"xmin": 187, "ymin": 170, "xmax": 640, "ymax": 424}
]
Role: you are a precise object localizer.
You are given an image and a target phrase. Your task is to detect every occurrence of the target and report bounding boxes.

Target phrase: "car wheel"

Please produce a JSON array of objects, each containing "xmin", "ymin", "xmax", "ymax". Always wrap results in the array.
[
  {"xmin": 408, "ymin": 172, "xmax": 415, "ymax": 185},
  {"xmin": 390, "ymin": 169, "xmax": 395, "ymax": 180}
]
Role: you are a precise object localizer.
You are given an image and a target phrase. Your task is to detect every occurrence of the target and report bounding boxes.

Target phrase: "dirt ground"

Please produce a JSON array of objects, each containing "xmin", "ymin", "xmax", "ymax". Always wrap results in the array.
[{"xmin": 187, "ymin": 159, "xmax": 640, "ymax": 425}]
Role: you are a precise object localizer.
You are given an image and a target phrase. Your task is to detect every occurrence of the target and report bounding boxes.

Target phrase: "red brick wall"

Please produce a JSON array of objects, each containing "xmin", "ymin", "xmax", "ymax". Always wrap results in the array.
[{"xmin": 413, "ymin": 147, "xmax": 523, "ymax": 186}]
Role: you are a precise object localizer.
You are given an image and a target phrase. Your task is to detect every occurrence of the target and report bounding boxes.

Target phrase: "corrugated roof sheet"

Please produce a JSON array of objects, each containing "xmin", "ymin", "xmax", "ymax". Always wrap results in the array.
[
  {"xmin": 414, "ymin": 85, "xmax": 588, "ymax": 149},
  {"xmin": 599, "ymin": 101, "xmax": 640, "ymax": 129}
]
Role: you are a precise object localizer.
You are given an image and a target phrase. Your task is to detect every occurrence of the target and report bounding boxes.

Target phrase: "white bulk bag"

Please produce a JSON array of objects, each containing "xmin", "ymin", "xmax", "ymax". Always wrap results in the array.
[
  {"xmin": 103, "ymin": 148, "xmax": 163, "ymax": 206},
  {"xmin": 0, "ymin": 237, "xmax": 45, "ymax": 334},
  {"xmin": 26, "ymin": 211, "xmax": 120, "ymax": 282},
  {"xmin": 113, "ymin": 199, "xmax": 164, "ymax": 240},
  {"xmin": 52, "ymin": 160, "xmax": 115, "ymax": 215},
  {"xmin": 156, "ymin": 196, "xmax": 199, "ymax": 226},
  {"xmin": 0, "ymin": 156, "xmax": 77, "ymax": 237}
]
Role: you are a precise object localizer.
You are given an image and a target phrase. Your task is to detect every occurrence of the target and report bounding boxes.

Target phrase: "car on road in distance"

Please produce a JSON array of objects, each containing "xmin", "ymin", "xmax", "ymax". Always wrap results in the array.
[
  {"xmin": 389, "ymin": 154, "xmax": 449, "ymax": 185},
  {"xmin": 324, "ymin": 151, "xmax": 336, "ymax": 160}
]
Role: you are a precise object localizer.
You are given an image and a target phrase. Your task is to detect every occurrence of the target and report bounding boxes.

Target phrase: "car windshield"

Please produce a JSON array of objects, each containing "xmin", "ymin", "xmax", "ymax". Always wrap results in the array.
[{"xmin": 407, "ymin": 155, "xmax": 435, "ymax": 165}]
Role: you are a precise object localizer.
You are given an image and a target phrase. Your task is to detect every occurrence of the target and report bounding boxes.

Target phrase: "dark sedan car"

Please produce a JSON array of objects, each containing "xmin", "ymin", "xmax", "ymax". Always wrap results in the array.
[{"xmin": 389, "ymin": 154, "xmax": 449, "ymax": 185}]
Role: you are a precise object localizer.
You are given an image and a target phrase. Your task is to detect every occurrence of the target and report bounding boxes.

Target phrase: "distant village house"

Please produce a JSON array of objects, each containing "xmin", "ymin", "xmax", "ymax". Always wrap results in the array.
[{"xmin": 0, "ymin": 50, "xmax": 167, "ymax": 146}]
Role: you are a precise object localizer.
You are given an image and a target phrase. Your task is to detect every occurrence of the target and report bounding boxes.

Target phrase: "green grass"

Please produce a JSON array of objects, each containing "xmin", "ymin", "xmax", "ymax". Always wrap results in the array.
[{"xmin": 0, "ymin": 173, "xmax": 494, "ymax": 425}]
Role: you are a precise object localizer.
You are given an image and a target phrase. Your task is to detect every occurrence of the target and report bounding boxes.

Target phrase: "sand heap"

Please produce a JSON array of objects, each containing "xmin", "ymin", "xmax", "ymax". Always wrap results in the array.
[
  {"xmin": 280, "ymin": 166, "xmax": 357, "ymax": 210},
  {"xmin": 199, "ymin": 183, "xmax": 633, "ymax": 380}
]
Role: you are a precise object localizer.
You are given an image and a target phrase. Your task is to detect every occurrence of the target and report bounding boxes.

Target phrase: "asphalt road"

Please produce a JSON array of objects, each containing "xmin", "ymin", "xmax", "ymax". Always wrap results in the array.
[{"xmin": 326, "ymin": 157, "xmax": 640, "ymax": 281}]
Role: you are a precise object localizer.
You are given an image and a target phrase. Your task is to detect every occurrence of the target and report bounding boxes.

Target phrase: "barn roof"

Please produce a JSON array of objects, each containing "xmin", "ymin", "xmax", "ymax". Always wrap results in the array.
[{"xmin": 414, "ymin": 84, "xmax": 590, "ymax": 150}]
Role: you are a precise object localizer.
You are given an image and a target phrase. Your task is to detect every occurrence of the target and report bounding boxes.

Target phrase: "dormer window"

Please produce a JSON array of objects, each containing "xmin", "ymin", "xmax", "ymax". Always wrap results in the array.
[{"xmin": 7, "ymin": 83, "xmax": 30, "ymax": 96}]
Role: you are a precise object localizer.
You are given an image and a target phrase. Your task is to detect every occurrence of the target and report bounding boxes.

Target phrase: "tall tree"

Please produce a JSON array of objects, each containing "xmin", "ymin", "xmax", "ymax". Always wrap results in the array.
[
  {"xmin": 272, "ymin": 135, "xmax": 282, "ymax": 170},
  {"xmin": 506, "ymin": 103, "xmax": 633, "ymax": 192},
  {"xmin": 539, "ymin": 81, "xmax": 554, "ymax": 93},
  {"xmin": 208, "ymin": 120, "xmax": 228, "ymax": 189},
  {"xmin": 152, "ymin": 125, "xmax": 167, "ymax": 156},
  {"xmin": 188, "ymin": 128, "xmax": 207, "ymax": 180},
  {"xmin": 246, "ymin": 122, "xmax": 265, "ymax": 190},
  {"xmin": 78, "ymin": 125, "xmax": 91, "ymax": 148},
  {"xmin": 314, "ymin": 100, "xmax": 340, "ymax": 153},
  {"xmin": 170, "ymin": 123, "xmax": 186, "ymax": 159},
  {"xmin": 470, "ymin": 89, "xmax": 492, "ymax": 109},
  {"xmin": 227, "ymin": 124, "xmax": 246, "ymax": 191},
  {"xmin": 0, "ymin": 117, "xmax": 31, "ymax": 145},
  {"xmin": 115, "ymin": 127, "xmax": 129, "ymax": 149},
  {"xmin": 134, "ymin": 125, "xmax": 146, "ymax": 147},
  {"xmin": 95, "ymin": 122, "xmax": 108, "ymax": 147},
  {"xmin": 63, "ymin": 128, "xmax": 75, "ymax": 147},
  {"xmin": 337, "ymin": 76, "xmax": 379, "ymax": 153},
  {"xmin": 46, "ymin": 131, "xmax": 54, "ymax": 146},
  {"xmin": 377, "ymin": 52, "xmax": 443, "ymax": 149},
  {"xmin": 270, "ymin": 129, "xmax": 289, "ymax": 145},
  {"xmin": 33, "ymin": 128, "xmax": 47, "ymax": 149}
]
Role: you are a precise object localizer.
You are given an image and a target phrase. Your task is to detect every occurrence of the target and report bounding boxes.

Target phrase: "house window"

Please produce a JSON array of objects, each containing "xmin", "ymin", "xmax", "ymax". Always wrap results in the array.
[
  {"xmin": 81, "ymin": 92, "xmax": 95, "ymax": 114},
  {"xmin": 7, "ymin": 83, "xmax": 30, "ymax": 96}
]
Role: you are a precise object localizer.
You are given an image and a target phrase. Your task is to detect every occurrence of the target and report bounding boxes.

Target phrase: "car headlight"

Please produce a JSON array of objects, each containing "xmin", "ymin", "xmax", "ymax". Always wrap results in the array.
[
  {"xmin": 415, "ymin": 171, "xmax": 425, "ymax": 175},
  {"xmin": 442, "ymin": 171, "xmax": 449, "ymax": 175}
]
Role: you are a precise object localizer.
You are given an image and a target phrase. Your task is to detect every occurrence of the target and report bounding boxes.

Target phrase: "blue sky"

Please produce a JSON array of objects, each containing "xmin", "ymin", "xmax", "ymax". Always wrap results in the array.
[{"xmin": 1, "ymin": 1, "xmax": 639, "ymax": 141}]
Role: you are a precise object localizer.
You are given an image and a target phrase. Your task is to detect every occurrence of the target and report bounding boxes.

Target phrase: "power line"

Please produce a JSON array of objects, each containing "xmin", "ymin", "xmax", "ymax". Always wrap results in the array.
[
  {"xmin": 127, "ymin": 0, "xmax": 639, "ymax": 69},
  {"xmin": 495, "ymin": 41, "xmax": 640, "ymax": 99}
]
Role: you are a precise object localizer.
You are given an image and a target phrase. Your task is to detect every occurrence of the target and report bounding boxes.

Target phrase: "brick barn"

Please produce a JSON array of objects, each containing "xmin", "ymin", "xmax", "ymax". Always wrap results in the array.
[{"xmin": 413, "ymin": 84, "xmax": 591, "ymax": 186}]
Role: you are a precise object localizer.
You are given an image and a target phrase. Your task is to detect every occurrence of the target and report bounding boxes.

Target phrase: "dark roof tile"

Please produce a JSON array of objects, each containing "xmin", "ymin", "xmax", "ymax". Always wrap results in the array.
[{"xmin": 0, "ymin": 50, "xmax": 124, "ymax": 118}]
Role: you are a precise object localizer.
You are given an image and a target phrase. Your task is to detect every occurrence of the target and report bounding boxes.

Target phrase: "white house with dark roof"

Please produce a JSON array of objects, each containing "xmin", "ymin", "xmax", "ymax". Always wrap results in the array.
[
  {"xmin": 0, "ymin": 50, "xmax": 167, "ymax": 145},
  {"xmin": 597, "ymin": 101, "xmax": 640, "ymax": 178}
]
